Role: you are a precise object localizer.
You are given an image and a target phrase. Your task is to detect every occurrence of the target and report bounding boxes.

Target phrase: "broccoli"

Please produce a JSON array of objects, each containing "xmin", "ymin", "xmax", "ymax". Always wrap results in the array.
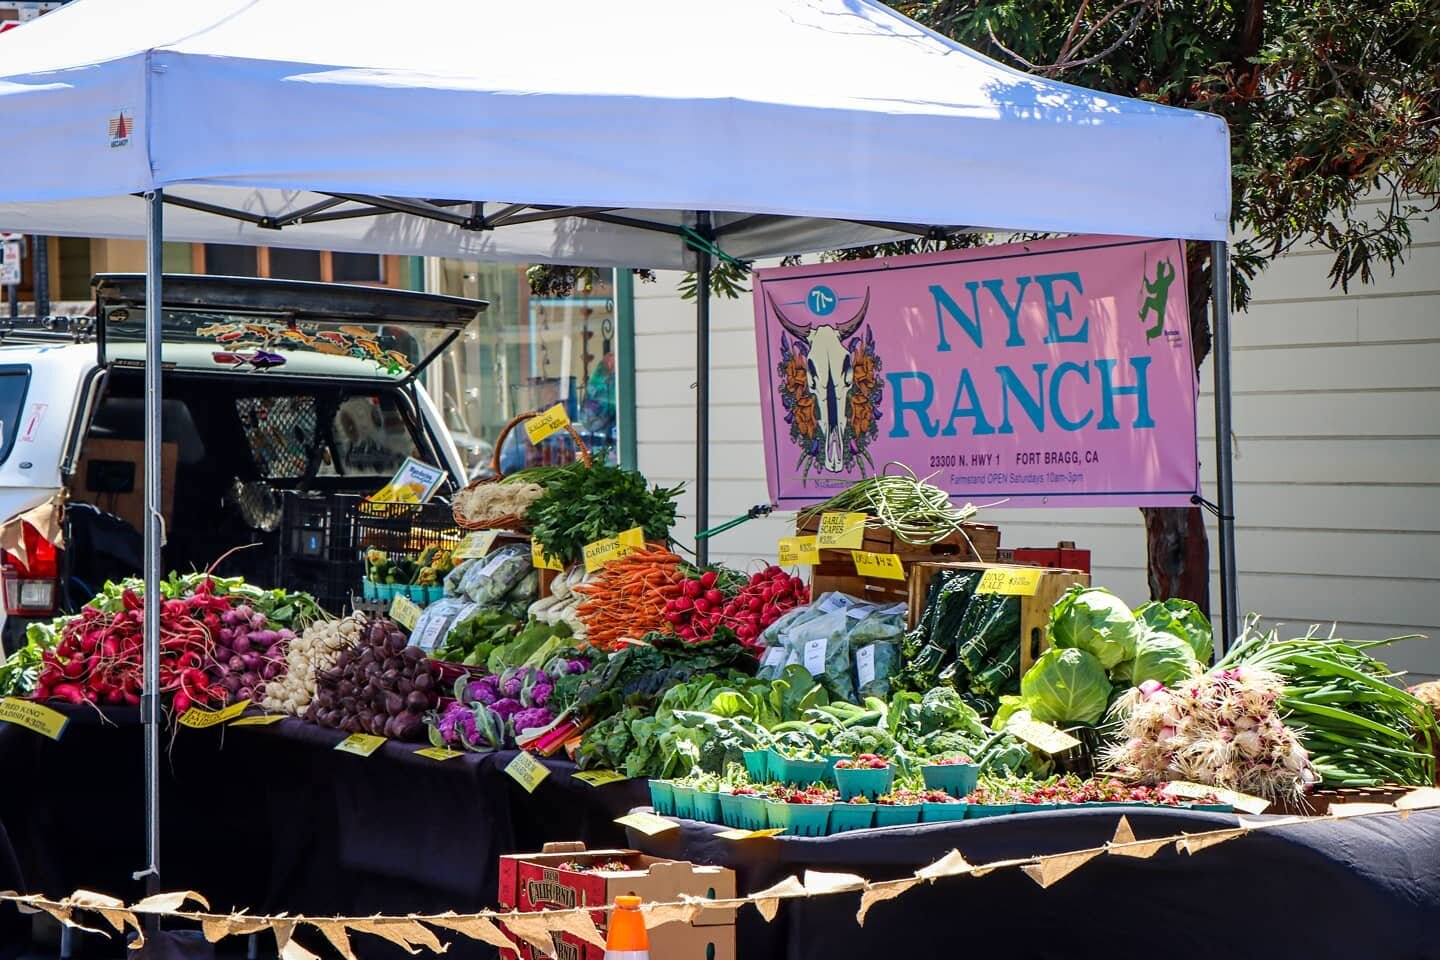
[
  {"xmin": 919, "ymin": 686, "xmax": 978, "ymax": 734},
  {"xmin": 830, "ymin": 725, "xmax": 899, "ymax": 757},
  {"xmin": 914, "ymin": 730, "xmax": 979, "ymax": 759}
]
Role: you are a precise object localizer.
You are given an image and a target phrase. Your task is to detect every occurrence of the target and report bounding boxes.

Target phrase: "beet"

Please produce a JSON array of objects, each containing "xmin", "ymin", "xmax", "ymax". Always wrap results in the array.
[
  {"xmin": 413, "ymin": 672, "xmax": 434, "ymax": 693},
  {"xmin": 232, "ymin": 634, "xmax": 252, "ymax": 655},
  {"xmin": 392, "ymin": 713, "xmax": 423, "ymax": 741},
  {"xmin": 335, "ymin": 650, "xmax": 353, "ymax": 669},
  {"xmin": 381, "ymin": 668, "xmax": 400, "ymax": 686},
  {"xmin": 367, "ymin": 621, "xmax": 387, "ymax": 646},
  {"xmin": 404, "ymin": 690, "xmax": 430, "ymax": 713},
  {"xmin": 241, "ymin": 653, "xmax": 261, "ymax": 671},
  {"xmin": 385, "ymin": 632, "xmax": 407, "ymax": 656},
  {"xmin": 366, "ymin": 714, "xmax": 387, "ymax": 737},
  {"xmin": 228, "ymin": 655, "xmax": 246, "ymax": 672},
  {"xmin": 397, "ymin": 677, "xmax": 414, "ymax": 696},
  {"xmin": 401, "ymin": 646, "xmax": 424, "ymax": 662},
  {"xmin": 383, "ymin": 656, "xmax": 402, "ymax": 673},
  {"xmin": 215, "ymin": 646, "xmax": 235, "ymax": 664}
]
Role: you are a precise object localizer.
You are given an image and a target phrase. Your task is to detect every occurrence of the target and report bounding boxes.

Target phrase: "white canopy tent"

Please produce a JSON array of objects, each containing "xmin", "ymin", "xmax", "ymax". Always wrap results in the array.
[{"xmin": 0, "ymin": 0, "xmax": 1233, "ymax": 905}]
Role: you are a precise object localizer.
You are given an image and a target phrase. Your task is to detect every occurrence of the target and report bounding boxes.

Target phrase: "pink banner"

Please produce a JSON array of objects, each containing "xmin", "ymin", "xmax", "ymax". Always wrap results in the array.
[{"xmin": 753, "ymin": 235, "xmax": 1198, "ymax": 508}]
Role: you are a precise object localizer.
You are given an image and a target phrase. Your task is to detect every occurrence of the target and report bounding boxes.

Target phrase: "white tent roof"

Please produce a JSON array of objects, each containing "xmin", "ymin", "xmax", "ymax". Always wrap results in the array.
[{"xmin": 0, "ymin": 0, "xmax": 1229, "ymax": 268}]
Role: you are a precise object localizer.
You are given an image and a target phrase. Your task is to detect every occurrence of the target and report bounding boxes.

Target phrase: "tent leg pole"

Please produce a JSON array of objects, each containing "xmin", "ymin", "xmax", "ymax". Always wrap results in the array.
[
  {"xmin": 695, "ymin": 213, "xmax": 712, "ymax": 565},
  {"xmin": 1210, "ymin": 239, "xmax": 1239, "ymax": 652},
  {"xmin": 139, "ymin": 189, "xmax": 163, "ymax": 920}
]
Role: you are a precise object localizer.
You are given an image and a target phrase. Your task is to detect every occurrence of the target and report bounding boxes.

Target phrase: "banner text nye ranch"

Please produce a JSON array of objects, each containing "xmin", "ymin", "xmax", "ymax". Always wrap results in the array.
[{"xmin": 752, "ymin": 235, "xmax": 1199, "ymax": 508}]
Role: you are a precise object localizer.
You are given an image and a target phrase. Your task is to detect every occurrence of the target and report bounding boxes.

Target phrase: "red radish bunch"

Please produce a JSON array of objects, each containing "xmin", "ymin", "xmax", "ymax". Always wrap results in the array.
[
  {"xmin": 661, "ymin": 566, "xmax": 807, "ymax": 646},
  {"xmin": 32, "ymin": 580, "xmax": 236, "ymax": 714}
]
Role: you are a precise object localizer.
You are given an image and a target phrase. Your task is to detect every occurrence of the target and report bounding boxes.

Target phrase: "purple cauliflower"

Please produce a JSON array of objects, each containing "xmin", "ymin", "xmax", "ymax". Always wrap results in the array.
[
  {"xmin": 436, "ymin": 702, "xmax": 476, "ymax": 745},
  {"xmin": 530, "ymin": 684, "xmax": 553, "ymax": 707},
  {"xmin": 566, "ymin": 660, "xmax": 588, "ymax": 675},
  {"xmin": 468, "ymin": 679, "xmax": 499, "ymax": 705},
  {"xmin": 490, "ymin": 697, "xmax": 522, "ymax": 720},
  {"xmin": 500, "ymin": 673, "xmax": 524, "ymax": 698},
  {"xmin": 512, "ymin": 707, "xmax": 553, "ymax": 733}
]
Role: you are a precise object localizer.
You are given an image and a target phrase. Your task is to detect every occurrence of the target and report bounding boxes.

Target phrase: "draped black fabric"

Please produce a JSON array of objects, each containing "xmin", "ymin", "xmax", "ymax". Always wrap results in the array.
[{"xmin": 628, "ymin": 807, "xmax": 1440, "ymax": 960}]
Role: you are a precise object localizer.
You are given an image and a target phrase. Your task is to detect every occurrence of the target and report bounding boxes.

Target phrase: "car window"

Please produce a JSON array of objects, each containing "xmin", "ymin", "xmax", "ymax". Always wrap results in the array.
[
  {"xmin": 235, "ymin": 396, "xmax": 320, "ymax": 479},
  {"xmin": 0, "ymin": 367, "xmax": 32, "ymax": 466},
  {"xmin": 330, "ymin": 394, "xmax": 421, "ymax": 477}
]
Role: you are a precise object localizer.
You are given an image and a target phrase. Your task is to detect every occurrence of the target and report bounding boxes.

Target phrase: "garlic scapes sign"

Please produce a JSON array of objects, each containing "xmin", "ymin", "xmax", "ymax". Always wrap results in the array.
[{"xmin": 753, "ymin": 236, "xmax": 1198, "ymax": 507}]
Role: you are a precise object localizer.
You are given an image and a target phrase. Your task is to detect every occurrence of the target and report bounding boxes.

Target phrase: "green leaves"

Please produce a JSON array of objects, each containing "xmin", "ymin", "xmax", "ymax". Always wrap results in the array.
[{"xmin": 524, "ymin": 464, "xmax": 682, "ymax": 564}]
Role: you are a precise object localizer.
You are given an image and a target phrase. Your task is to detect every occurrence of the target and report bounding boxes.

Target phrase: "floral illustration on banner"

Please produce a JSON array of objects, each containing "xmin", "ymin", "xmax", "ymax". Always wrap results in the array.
[{"xmin": 772, "ymin": 287, "xmax": 883, "ymax": 478}]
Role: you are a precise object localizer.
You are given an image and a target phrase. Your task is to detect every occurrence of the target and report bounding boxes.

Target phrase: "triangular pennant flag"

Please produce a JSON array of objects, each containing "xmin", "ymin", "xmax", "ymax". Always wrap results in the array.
[
  {"xmin": 1021, "ymin": 850, "xmax": 1100, "ymax": 889},
  {"xmin": 1109, "ymin": 838, "xmax": 1171, "ymax": 859},
  {"xmin": 855, "ymin": 879, "xmax": 917, "ymax": 926},
  {"xmin": 1176, "ymin": 828, "xmax": 1246, "ymax": 855},
  {"xmin": 641, "ymin": 902, "xmax": 699, "ymax": 930},
  {"xmin": 1110, "ymin": 816, "xmax": 1136, "ymax": 846},
  {"xmin": 424, "ymin": 914, "xmax": 514, "ymax": 950},
  {"xmin": 132, "ymin": 891, "xmax": 211, "ymax": 914},
  {"xmin": 803, "ymin": 871, "xmax": 867, "ymax": 895},
  {"xmin": 500, "ymin": 915, "xmax": 559, "ymax": 956},
  {"xmin": 202, "ymin": 916, "xmax": 269, "ymax": 942},
  {"xmin": 347, "ymin": 918, "xmax": 444, "ymax": 954},
  {"xmin": 271, "ymin": 920, "xmax": 297, "ymax": 954},
  {"xmin": 915, "ymin": 850, "xmax": 973, "ymax": 881},
  {"xmin": 310, "ymin": 921, "xmax": 358, "ymax": 960},
  {"xmin": 280, "ymin": 938, "xmax": 321, "ymax": 960},
  {"xmin": 548, "ymin": 910, "xmax": 606, "ymax": 949}
]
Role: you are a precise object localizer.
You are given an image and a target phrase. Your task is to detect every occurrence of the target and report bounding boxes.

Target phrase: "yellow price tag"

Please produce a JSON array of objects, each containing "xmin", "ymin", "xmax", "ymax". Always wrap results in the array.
[
  {"xmin": 572, "ymin": 769, "xmax": 628, "ymax": 787},
  {"xmin": 415, "ymin": 746, "xmax": 465, "ymax": 762},
  {"xmin": 505, "ymin": 751, "xmax": 551, "ymax": 792},
  {"xmin": 976, "ymin": 567, "xmax": 1044, "ymax": 596},
  {"xmin": 851, "ymin": 550, "xmax": 906, "ymax": 581},
  {"xmin": 1007, "ymin": 718, "xmax": 1082, "ymax": 755},
  {"xmin": 524, "ymin": 404, "xmax": 571, "ymax": 444},
  {"xmin": 335, "ymin": 733, "xmax": 387, "ymax": 757},
  {"xmin": 778, "ymin": 535, "xmax": 820, "ymax": 566},
  {"xmin": 229, "ymin": 713, "xmax": 286, "ymax": 727},
  {"xmin": 531, "ymin": 539, "xmax": 564, "ymax": 571},
  {"xmin": 389, "ymin": 594, "xmax": 423, "ymax": 631},
  {"xmin": 0, "ymin": 697, "xmax": 69, "ymax": 740},
  {"xmin": 715, "ymin": 827, "xmax": 785, "ymax": 840},
  {"xmin": 1164, "ymin": 781, "xmax": 1269, "ymax": 814},
  {"xmin": 455, "ymin": 530, "xmax": 498, "ymax": 560},
  {"xmin": 816, "ymin": 512, "xmax": 867, "ymax": 549},
  {"xmin": 615, "ymin": 811, "xmax": 679, "ymax": 836},
  {"xmin": 582, "ymin": 527, "xmax": 645, "ymax": 573},
  {"xmin": 178, "ymin": 699, "xmax": 251, "ymax": 729}
]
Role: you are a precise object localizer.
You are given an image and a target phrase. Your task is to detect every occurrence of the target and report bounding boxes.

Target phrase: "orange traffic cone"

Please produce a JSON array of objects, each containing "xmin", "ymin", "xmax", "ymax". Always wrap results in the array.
[{"xmin": 605, "ymin": 895, "xmax": 650, "ymax": 960}]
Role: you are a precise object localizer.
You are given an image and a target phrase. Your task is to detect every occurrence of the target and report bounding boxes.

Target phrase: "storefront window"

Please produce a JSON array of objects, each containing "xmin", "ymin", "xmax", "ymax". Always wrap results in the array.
[{"xmin": 428, "ymin": 261, "xmax": 617, "ymax": 477}]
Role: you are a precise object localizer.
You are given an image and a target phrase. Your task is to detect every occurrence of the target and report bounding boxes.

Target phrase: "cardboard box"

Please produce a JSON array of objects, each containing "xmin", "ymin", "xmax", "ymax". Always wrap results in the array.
[
  {"xmin": 907, "ymin": 562, "xmax": 1089, "ymax": 673},
  {"xmin": 498, "ymin": 843, "xmax": 736, "ymax": 960}
]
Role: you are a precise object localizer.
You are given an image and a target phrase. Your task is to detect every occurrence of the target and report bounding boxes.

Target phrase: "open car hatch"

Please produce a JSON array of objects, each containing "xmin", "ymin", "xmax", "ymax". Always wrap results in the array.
[{"xmin": 92, "ymin": 274, "xmax": 486, "ymax": 383}]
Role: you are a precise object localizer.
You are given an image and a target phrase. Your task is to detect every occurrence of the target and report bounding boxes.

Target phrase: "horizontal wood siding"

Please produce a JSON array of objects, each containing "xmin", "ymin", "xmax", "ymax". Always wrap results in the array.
[{"xmin": 630, "ymin": 227, "xmax": 1440, "ymax": 681}]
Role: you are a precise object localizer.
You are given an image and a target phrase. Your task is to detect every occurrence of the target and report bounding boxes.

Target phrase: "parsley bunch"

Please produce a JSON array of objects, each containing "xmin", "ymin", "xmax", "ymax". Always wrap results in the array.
[{"xmin": 524, "ymin": 464, "xmax": 682, "ymax": 563}]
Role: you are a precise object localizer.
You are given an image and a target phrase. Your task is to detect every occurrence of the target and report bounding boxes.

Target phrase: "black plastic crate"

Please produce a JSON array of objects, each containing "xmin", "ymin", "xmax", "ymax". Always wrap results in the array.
[{"xmin": 278, "ymin": 492, "xmax": 462, "ymax": 613}]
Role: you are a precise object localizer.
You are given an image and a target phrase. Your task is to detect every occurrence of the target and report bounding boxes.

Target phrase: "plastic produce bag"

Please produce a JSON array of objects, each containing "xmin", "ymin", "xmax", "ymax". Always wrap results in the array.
[
  {"xmin": 443, "ymin": 559, "xmax": 475, "ymax": 598},
  {"xmin": 409, "ymin": 596, "xmax": 476, "ymax": 653},
  {"xmin": 848, "ymin": 602, "xmax": 906, "ymax": 699},
  {"xmin": 458, "ymin": 543, "xmax": 533, "ymax": 606}
]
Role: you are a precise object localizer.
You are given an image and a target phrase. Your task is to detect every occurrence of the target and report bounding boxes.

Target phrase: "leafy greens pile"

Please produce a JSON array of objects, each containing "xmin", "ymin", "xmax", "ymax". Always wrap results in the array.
[{"xmin": 524, "ymin": 464, "xmax": 683, "ymax": 564}]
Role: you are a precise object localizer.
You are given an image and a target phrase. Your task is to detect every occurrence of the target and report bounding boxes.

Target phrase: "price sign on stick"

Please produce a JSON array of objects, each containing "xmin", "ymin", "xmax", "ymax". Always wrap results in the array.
[
  {"xmin": 415, "ymin": 746, "xmax": 464, "ymax": 762},
  {"xmin": 178, "ymin": 699, "xmax": 251, "ymax": 729},
  {"xmin": 615, "ymin": 811, "xmax": 678, "ymax": 836},
  {"xmin": 572, "ymin": 770, "xmax": 628, "ymax": 787},
  {"xmin": 389, "ymin": 594, "xmax": 422, "ymax": 631},
  {"xmin": 505, "ymin": 751, "xmax": 551, "ymax": 792},
  {"xmin": 778, "ymin": 536, "xmax": 819, "ymax": 566},
  {"xmin": 229, "ymin": 714, "xmax": 285, "ymax": 728},
  {"xmin": 1008, "ymin": 718, "xmax": 1082, "ymax": 754},
  {"xmin": 851, "ymin": 550, "xmax": 905, "ymax": 580},
  {"xmin": 816, "ymin": 512, "xmax": 867, "ymax": 549},
  {"xmin": 976, "ymin": 568, "xmax": 1043, "ymax": 596},
  {"xmin": 531, "ymin": 540, "xmax": 564, "ymax": 571},
  {"xmin": 335, "ymin": 733, "xmax": 386, "ymax": 757},
  {"xmin": 525, "ymin": 404, "xmax": 571, "ymax": 444},
  {"xmin": 0, "ymin": 697, "xmax": 69, "ymax": 740},
  {"xmin": 455, "ymin": 530, "xmax": 498, "ymax": 560}
]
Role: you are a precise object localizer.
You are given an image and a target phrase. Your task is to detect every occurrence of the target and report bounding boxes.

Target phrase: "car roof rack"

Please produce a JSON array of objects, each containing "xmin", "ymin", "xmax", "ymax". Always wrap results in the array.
[{"xmin": 0, "ymin": 314, "xmax": 95, "ymax": 344}]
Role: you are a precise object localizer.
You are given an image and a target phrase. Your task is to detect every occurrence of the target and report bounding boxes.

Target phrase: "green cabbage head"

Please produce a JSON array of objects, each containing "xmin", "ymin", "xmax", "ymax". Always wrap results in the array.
[
  {"xmin": 1048, "ymin": 587, "xmax": 1141, "ymax": 670},
  {"xmin": 1134, "ymin": 599, "xmax": 1213, "ymax": 665},
  {"xmin": 1020, "ymin": 648, "xmax": 1112, "ymax": 726},
  {"xmin": 1129, "ymin": 630, "xmax": 1202, "ymax": 688}
]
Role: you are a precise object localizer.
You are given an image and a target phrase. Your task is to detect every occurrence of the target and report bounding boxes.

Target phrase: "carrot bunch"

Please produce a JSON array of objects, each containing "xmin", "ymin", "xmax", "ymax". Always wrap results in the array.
[{"xmin": 572, "ymin": 546, "xmax": 686, "ymax": 649}]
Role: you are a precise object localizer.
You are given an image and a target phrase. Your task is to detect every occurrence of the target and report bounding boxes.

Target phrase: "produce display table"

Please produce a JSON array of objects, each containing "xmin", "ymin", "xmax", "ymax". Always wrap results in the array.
[
  {"xmin": 628, "ymin": 806, "xmax": 1440, "ymax": 960},
  {"xmin": 0, "ymin": 707, "xmax": 645, "ymax": 929}
]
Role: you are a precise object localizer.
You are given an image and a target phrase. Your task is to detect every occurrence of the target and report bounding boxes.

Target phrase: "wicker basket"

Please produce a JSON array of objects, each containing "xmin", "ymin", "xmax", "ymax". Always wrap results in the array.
[{"xmin": 452, "ymin": 410, "xmax": 592, "ymax": 532}]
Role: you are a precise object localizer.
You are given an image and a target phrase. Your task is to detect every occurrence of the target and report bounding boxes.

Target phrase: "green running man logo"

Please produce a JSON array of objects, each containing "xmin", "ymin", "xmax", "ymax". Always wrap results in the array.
[{"xmin": 1139, "ymin": 256, "xmax": 1176, "ymax": 341}]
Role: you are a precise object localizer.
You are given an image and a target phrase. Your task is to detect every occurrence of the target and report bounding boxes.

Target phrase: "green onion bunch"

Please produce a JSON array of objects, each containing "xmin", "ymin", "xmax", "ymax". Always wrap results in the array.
[{"xmin": 798, "ymin": 463, "xmax": 978, "ymax": 546}]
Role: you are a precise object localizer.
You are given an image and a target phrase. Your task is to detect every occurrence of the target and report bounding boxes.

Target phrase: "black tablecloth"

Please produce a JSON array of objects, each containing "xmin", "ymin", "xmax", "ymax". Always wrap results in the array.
[
  {"xmin": 0, "ymin": 707, "xmax": 646, "ymax": 952},
  {"xmin": 629, "ymin": 807, "xmax": 1440, "ymax": 960}
]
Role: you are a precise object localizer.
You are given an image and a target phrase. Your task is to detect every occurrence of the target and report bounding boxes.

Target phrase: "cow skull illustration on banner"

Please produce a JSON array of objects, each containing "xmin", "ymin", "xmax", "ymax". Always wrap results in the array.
[{"xmin": 770, "ymin": 288, "xmax": 884, "ymax": 477}]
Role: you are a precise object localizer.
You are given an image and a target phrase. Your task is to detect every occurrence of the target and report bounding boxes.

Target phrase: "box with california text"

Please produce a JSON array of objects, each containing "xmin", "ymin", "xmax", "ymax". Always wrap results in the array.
[{"xmin": 497, "ymin": 842, "xmax": 735, "ymax": 960}]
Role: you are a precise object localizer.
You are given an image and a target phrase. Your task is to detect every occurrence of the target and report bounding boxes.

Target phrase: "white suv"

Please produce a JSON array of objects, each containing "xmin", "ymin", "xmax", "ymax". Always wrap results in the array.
[{"xmin": 0, "ymin": 274, "xmax": 480, "ymax": 650}]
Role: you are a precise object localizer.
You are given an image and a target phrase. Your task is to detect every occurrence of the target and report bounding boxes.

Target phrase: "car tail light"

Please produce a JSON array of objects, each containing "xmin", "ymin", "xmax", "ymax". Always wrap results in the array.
[{"xmin": 3, "ymin": 521, "xmax": 58, "ymax": 617}]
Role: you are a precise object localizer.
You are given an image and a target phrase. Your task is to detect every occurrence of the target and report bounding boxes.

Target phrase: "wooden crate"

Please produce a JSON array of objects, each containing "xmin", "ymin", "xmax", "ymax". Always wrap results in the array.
[
  {"xmin": 800, "ymin": 516, "xmax": 1000, "ymax": 607},
  {"xmin": 906, "ymin": 561, "xmax": 1089, "ymax": 673}
]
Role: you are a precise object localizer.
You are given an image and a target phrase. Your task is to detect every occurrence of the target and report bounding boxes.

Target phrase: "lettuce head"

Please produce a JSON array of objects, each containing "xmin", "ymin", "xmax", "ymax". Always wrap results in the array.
[
  {"xmin": 1048, "ymin": 586, "xmax": 1141, "ymax": 670},
  {"xmin": 1020, "ymin": 647, "xmax": 1112, "ymax": 726}
]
